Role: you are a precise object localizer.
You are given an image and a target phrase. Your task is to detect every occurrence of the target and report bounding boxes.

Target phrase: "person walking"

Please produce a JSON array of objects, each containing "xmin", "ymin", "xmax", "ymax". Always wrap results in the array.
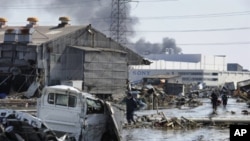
[
  {"xmin": 221, "ymin": 93, "xmax": 228, "ymax": 108},
  {"xmin": 211, "ymin": 92, "xmax": 218, "ymax": 113},
  {"xmin": 126, "ymin": 92, "xmax": 138, "ymax": 125}
]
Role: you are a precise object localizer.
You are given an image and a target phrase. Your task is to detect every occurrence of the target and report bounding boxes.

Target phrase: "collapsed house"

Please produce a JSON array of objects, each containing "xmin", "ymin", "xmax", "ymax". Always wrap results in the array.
[{"xmin": 0, "ymin": 17, "xmax": 149, "ymax": 98}]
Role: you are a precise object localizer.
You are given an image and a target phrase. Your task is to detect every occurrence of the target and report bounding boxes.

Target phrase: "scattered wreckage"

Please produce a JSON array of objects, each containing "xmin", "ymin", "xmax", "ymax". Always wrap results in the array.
[
  {"xmin": 0, "ymin": 109, "xmax": 63, "ymax": 141},
  {"xmin": 0, "ymin": 85, "xmax": 123, "ymax": 141},
  {"xmin": 123, "ymin": 109, "xmax": 250, "ymax": 130},
  {"xmin": 1, "ymin": 78, "xmax": 250, "ymax": 141}
]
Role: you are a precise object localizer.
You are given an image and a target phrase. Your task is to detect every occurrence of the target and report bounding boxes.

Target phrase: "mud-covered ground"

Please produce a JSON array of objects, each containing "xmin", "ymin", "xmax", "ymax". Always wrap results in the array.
[{"xmin": 121, "ymin": 98, "xmax": 250, "ymax": 141}]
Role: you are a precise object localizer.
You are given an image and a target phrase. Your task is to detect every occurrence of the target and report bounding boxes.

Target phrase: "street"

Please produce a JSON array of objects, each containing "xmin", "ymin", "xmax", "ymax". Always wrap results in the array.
[{"xmin": 122, "ymin": 97, "xmax": 250, "ymax": 141}]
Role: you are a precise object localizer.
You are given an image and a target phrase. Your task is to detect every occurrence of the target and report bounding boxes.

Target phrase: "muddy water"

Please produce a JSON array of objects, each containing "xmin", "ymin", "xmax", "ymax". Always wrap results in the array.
[
  {"xmin": 121, "ymin": 98, "xmax": 249, "ymax": 141},
  {"xmin": 122, "ymin": 127, "xmax": 229, "ymax": 141}
]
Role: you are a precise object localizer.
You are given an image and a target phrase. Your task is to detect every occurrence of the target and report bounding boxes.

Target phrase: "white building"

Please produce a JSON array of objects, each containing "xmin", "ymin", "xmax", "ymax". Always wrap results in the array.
[{"xmin": 129, "ymin": 54, "xmax": 250, "ymax": 87}]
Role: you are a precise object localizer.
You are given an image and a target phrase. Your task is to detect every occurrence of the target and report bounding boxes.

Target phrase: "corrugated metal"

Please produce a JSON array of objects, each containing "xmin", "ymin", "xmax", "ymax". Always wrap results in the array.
[
  {"xmin": 70, "ymin": 45, "xmax": 127, "ymax": 54},
  {"xmin": 0, "ymin": 23, "xmax": 147, "ymax": 95},
  {"xmin": 82, "ymin": 50, "xmax": 128, "ymax": 95}
]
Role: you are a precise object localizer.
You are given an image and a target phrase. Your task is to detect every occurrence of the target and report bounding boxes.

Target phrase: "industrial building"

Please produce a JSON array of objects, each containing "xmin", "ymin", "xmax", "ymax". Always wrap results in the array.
[
  {"xmin": 227, "ymin": 63, "xmax": 243, "ymax": 71},
  {"xmin": 0, "ymin": 17, "xmax": 147, "ymax": 97},
  {"xmin": 129, "ymin": 54, "xmax": 250, "ymax": 88}
]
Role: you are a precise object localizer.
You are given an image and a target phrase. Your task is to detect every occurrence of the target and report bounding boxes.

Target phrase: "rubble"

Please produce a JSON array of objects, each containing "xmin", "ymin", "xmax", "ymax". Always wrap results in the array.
[
  {"xmin": 1, "ymin": 79, "xmax": 250, "ymax": 140},
  {"xmin": 123, "ymin": 110, "xmax": 250, "ymax": 130},
  {"xmin": 0, "ymin": 109, "xmax": 63, "ymax": 141},
  {"xmin": 0, "ymin": 99, "xmax": 36, "ymax": 108},
  {"xmin": 123, "ymin": 112, "xmax": 202, "ymax": 130}
]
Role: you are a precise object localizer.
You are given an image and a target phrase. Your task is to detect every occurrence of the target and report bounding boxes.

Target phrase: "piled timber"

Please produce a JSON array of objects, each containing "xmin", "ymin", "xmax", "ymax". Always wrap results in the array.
[
  {"xmin": 123, "ymin": 112, "xmax": 201, "ymax": 129},
  {"xmin": 123, "ymin": 112, "xmax": 250, "ymax": 129},
  {"xmin": 0, "ymin": 99, "xmax": 37, "ymax": 108},
  {"xmin": 0, "ymin": 92, "xmax": 37, "ymax": 109}
]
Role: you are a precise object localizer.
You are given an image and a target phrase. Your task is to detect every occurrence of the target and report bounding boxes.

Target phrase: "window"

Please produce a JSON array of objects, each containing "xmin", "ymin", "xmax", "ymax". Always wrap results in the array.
[
  {"xmin": 56, "ymin": 94, "xmax": 68, "ymax": 106},
  {"xmin": 68, "ymin": 95, "xmax": 77, "ymax": 107},
  {"xmin": 47, "ymin": 93, "xmax": 77, "ymax": 107},
  {"xmin": 212, "ymin": 73, "xmax": 218, "ymax": 76},
  {"xmin": 48, "ymin": 93, "xmax": 55, "ymax": 104},
  {"xmin": 51, "ymin": 54, "xmax": 56, "ymax": 63},
  {"xmin": 191, "ymin": 72, "xmax": 203, "ymax": 75},
  {"xmin": 86, "ymin": 98, "xmax": 104, "ymax": 114}
]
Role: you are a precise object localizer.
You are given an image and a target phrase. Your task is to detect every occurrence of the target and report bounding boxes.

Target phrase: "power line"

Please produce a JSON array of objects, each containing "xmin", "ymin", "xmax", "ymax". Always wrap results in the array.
[
  {"xmin": 42, "ymin": 8, "xmax": 250, "ymax": 21},
  {"xmin": 107, "ymin": 26, "xmax": 250, "ymax": 33},
  {"xmin": 177, "ymin": 42, "xmax": 250, "ymax": 46},
  {"xmin": 135, "ymin": 11, "xmax": 250, "ymax": 20},
  {"xmin": 127, "ymin": 41, "xmax": 250, "ymax": 46},
  {"xmin": 1, "ymin": 1, "xmax": 250, "ymax": 20}
]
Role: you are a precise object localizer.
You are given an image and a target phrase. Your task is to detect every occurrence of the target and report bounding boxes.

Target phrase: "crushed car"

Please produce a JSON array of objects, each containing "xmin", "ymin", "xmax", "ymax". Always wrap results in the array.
[
  {"xmin": 0, "ymin": 109, "xmax": 64, "ymax": 141},
  {"xmin": 0, "ymin": 85, "xmax": 123, "ymax": 141},
  {"xmin": 37, "ymin": 85, "xmax": 122, "ymax": 141}
]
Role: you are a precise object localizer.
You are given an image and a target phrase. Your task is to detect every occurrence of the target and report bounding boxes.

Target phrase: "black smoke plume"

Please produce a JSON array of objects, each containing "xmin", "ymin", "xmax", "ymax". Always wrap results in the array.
[
  {"xmin": 133, "ymin": 37, "xmax": 182, "ymax": 55},
  {"xmin": 2, "ymin": 0, "xmax": 181, "ymax": 55}
]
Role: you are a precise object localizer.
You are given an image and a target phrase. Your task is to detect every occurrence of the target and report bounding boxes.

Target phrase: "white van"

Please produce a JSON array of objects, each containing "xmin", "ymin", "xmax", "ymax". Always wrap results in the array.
[{"xmin": 37, "ymin": 85, "xmax": 122, "ymax": 141}]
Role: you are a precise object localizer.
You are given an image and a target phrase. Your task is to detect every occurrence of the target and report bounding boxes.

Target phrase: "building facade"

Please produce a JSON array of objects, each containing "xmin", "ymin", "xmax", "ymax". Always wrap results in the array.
[
  {"xmin": 129, "ymin": 54, "xmax": 250, "ymax": 88},
  {"xmin": 227, "ymin": 63, "xmax": 243, "ymax": 71},
  {"xmin": 0, "ymin": 17, "xmax": 146, "ymax": 96}
]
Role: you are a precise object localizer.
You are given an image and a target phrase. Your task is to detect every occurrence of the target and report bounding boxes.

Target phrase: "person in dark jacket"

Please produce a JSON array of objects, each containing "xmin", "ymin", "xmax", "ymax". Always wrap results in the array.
[
  {"xmin": 221, "ymin": 93, "xmax": 228, "ymax": 108},
  {"xmin": 211, "ymin": 92, "xmax": 218, "ymax": 112},
  {"xmin": 126, "ymin": 92, "xmax": 138, "ymax": 124}
]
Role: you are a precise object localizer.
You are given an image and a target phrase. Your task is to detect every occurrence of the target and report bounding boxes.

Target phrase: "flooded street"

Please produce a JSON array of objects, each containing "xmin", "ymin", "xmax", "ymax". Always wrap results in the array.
[
  {"xmin": 123, "ymin": 127, "xmax": 229, "ymax": 141},
  {"xmin": 122, "ymin": 98, "xmax": 249, "ymax": 141}
]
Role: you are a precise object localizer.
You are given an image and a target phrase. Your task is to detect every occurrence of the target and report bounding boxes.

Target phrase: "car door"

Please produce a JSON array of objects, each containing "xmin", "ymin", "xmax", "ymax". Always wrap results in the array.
[
  {"xmin": 38, "ymin": 90, "xmax": 82, "ymax": 135},
  {"xmin": 84, "ymin": 98, "xmax": 107, "ymax": 141}
]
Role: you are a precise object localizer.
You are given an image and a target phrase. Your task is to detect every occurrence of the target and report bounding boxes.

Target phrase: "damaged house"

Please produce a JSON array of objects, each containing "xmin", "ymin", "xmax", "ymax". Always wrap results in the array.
[{"xmin": 0, "ymin": 17, "xmax": 148, "ymax": 97}]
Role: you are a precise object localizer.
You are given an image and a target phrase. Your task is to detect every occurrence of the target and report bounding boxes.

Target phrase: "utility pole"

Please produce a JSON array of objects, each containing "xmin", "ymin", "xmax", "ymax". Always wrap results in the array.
[{"xmin": 110, "ymin": 0, "xmax": 130, "ymax": 46}]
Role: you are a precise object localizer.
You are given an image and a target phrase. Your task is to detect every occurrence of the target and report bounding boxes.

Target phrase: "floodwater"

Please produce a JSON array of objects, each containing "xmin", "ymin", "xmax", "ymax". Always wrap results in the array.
[{"xmin": 121, "ymin": 98, "xmax": 249, "ymax": 141}]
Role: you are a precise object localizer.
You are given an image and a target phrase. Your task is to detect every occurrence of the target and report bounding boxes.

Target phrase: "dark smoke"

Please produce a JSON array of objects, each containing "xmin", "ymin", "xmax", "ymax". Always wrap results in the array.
[
  {"xmin": 46, "ymin": 0, "xmax": 112, "ymax": 36},
  {"xmin": 2, "ymin": 0, "xmax": 182, "ymax": 55},
  {"xmin": 133, "ymin": 37, "xmax": 182, "ymax": 55},
  {"xmin": 47, "ymin": 0, "xmax": 138, "ymax": 38}
]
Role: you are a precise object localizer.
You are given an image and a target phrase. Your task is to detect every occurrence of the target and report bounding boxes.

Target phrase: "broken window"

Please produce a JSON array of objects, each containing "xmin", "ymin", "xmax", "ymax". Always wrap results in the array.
[{"xmin": 86, "ymin": 98, "xmax": 104, "ymax": 114}]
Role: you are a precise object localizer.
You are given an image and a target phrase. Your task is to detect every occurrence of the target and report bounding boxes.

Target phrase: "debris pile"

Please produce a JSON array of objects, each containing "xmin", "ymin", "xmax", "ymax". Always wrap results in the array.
[
  {"xmin": 0, "ymin": 92, "xmax": 37, "ymax": 109},
  {"xmin": 129, "ymin": 85, "xmax": 203, "ymax": 110},
  {"xmin": 0, "ymin": 110, "xmax": 62, "ymax": 141},
  {"xmin": 175, "ymin": 97, "xmax": 203, "ymax": 107},
  {"xmin": 0, "ymin": 99, "xmax": 36, "ymax": 108},
  {"xmin": 123, "ymin": 112, "xmax": 201, "ymax": 130},
  {"xmin": 123, "ymin": 108, "xmax": 250, "ymax": 130}
]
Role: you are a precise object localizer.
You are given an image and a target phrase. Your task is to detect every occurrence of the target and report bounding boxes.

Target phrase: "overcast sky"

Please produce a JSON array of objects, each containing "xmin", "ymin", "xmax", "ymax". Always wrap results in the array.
[
  {"xmin": 1, "ymin": 0, "xmax": 250, "ymax": 70},
  {"xmin": 130, "ymin": 0, "xmax": 250, "ymax": 70}
]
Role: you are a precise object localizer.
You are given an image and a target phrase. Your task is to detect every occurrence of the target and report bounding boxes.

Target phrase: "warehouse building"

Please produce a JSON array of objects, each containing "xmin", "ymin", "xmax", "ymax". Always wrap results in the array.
[
  {"xmin": 0, "ymin": 17, "xmax": 148, "ymax": 97},
  {"xmin": 129, "ymin": 54, "xmax": 250, "ymax": 88}
]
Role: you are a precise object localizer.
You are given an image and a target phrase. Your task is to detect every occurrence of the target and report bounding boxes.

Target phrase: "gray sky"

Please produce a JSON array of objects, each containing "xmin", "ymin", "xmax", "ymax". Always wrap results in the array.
[
  {"xmin": 1, "ymin": 0, "xmax": 249, "ymax": 70},
  {"xmin": 130, "ymin": 0, "xmax": 250, "ymax": 70}
]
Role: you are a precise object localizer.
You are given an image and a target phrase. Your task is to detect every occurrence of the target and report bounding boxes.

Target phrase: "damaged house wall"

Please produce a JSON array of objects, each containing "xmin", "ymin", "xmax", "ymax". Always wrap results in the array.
[
  {"xmin": 45, "ymin": 27, "xmax": 129, "ymax": 95},
  {"xmin": 0, "ymin": 27, "xmax": 39, "ymax": 93},
  {"xmin": 0, "ymin": 17, "xmax": 147, "ymax": 96},
  {"xmin": 66, "ymin": 46, "xmax": 128, "ymax": 95}
]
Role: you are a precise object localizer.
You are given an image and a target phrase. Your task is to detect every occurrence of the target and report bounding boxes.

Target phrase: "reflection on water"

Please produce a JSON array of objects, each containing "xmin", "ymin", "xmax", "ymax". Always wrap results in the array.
[
  {"xmin": 123, "ymin": 127, "xmax": 229, "ymax": 141},
  {"xmin": 122, "ymin": 98, "xmax": 248, "ymax": 141}
]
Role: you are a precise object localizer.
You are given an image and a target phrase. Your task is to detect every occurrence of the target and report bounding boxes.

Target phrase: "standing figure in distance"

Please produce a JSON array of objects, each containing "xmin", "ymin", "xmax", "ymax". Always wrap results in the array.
[
  {"xmin": 211, "ymin": 92, "xmax": 218, "ymax": 113},
  {"xmin": 126, "ymin": 92, "xmax": 138, "ymax": 125},
  {"xmin": 221, "ymin": 93, "xmax": 228, "ymax": 108}
]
